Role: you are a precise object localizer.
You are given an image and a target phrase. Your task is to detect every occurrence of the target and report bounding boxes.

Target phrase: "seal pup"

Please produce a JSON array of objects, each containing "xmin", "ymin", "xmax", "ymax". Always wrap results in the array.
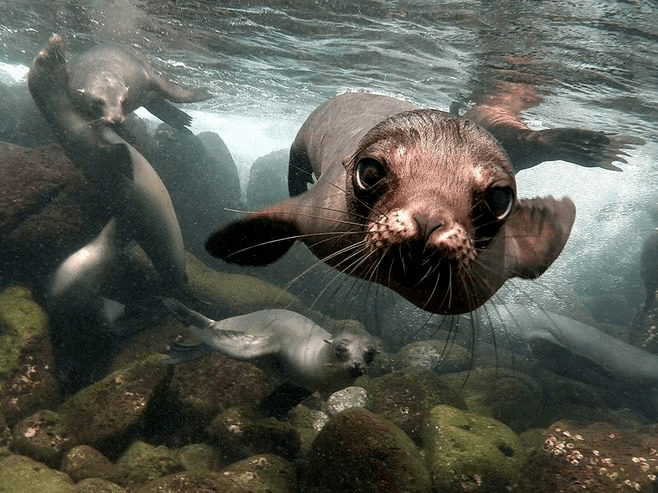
[
  {"xmin": 163, "ymin": 298, "xmax": 377, "ymax": 394},
  {"xmin": 207, "ymin": 92, "xmax": 577, "ymax": 315},
  {"xmin": 28, "ymin": 35, "xmax": 187, "ymax": 300},
  {"xmin": 68, "ymin": 43, "xmax": 211, "ymax": 129}
]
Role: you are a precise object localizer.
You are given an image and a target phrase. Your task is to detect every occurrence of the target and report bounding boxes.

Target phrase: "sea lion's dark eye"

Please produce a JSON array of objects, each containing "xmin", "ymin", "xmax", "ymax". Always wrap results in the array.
[
  {"xmin": 364, "ymin": 346, "xmax": 377, "ymax": 364},
  {"xmin": 354, "ymin": 158, "xmax": 386, "ymax": 192},
  {"xmin": 335, "ymin": 342, "xmax": 348, "ymax": 360},
  {"xmin": 484, "ymin": 186, "xmax": 514, "ymax": 220}
]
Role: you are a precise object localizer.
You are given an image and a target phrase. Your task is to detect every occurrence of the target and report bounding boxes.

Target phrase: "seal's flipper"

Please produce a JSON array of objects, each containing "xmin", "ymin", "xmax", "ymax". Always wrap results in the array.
[
  {"xmin": 162, "ymin": 340, "xmax": 214, "ymax": 365},
  {"xmin": 206, "ymin": 215, "xmax": 301, "ymax": 265},
  {"xmin": 503, "ymin": 196, "xmax": 576, "ymax": 279},
  {"xmin": 255, "ymin": 382, "xmax": 313, "ymax": 419},
  {"xmin": 163, "ymin": 297, "xmax": 214, "ymax": 328},
  {"xmin": 143, "ymin": 92, "xmax": 194, "ymax": 130},
  {"xmin": 151, "ymin": 74, "xmax": 212, "ymax": 103}
]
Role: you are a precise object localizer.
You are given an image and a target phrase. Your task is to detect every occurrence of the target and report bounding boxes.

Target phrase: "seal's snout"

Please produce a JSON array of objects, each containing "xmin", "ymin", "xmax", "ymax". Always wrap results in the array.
[
  {"xmin": 413, "ymin": 213, "xmax": 444, "ymax": 239},
  {"xmin": 349, "ymin": 361, "xmax": 366, "ymax": 378}
]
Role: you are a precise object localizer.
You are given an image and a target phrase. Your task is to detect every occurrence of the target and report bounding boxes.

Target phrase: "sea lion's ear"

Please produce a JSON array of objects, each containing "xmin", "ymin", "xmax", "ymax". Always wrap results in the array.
[
  {"xmin": 206, "ymin": 214, "xmax": 301, "ymax": 266},
  {"xmin": 503, "ymin": 196, "xmax": 576, "ymax": 279}
]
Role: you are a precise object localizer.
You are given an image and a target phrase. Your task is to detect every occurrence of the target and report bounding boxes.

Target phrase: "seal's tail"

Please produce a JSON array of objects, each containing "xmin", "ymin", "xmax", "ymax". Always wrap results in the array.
[{"xmin": 162, "ymin": 297, "xmax": 214, "ymax": 329}]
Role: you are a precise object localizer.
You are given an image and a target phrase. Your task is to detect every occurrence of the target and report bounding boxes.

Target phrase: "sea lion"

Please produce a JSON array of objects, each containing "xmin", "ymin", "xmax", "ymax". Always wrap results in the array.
[
  {"xmin": 162, "ymin": 298, "xmax": 378, "ymax": 396},
  {"xmin": 28, "ymin": 35, "xmax": 186, "ymax": 298},
  {"xmin": 67, "ymin": 43, "xmax": 211, "ymax": 129},
  {"xmin": 206, "ymin": 92, "xmax": 577, "ymax": 315}
]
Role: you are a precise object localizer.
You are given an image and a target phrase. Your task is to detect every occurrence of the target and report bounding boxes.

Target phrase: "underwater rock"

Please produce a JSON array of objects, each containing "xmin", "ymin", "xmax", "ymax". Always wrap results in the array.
[
  {"xmin": 220, "ymin": 454, "xmax": 297, "ymax": 493},
  {"xmin": 631, "ymin": 290, "xmax": 658, "ymax": 355},
  {"xmin": 423, "ymin": 404, "xmax": 526, "ymax": 493},
  {"xmin": 207, "ymin": 407, "xmax": 301, "ymax": 462},
  {"xmin": 146, "ymin": 125, "xmax": 241, "ymax": 259},
  {"xmin": 0, "ymin": 286, "xmax": 59, "ymax": 426},
  {"xmin": 164, "ymin": 352, "xmax": 278, "ymax": 442},
  {"xmin": 517, "ymin": 421, "xmax": 658, "ymax": 492},
  {"xmin": 301, "ymin": 407, "xmax": 431, "ymax": 493},
  {"xmin": 0, "ymin": 142, "xmax": 106, "ymax": 286},
  {"xmin": 327, "ymin": 386, "xmax": 368, "ymax": 415},
  {"xmin": 366, "ymin": 366, "xmax": 466, "ymax": 446},
  {"xmin": 113, "ymin": 440, "xmax": 184, "ymax": 489},
  {"xmin": 0, "ymin": 454, "xmax": 76, "ymax": 493},
  {"xmin": 60, "ymin": 444, "xmax": 116, "ymax": 483},
  {"xmin": 58, "ymin": 353, "xmax": 172, "ymax": 458},
  {"xmin": 287, "ymin": 405, "xmax": 329, "ymax": 456},
  {"xmin": 185, "ymin": 252, "xmax": 300, "ymax": 316},
  {"xmin": 178, "ymin": 443, "xmax": 224, "ymax": 473},
  {"xmin": 12, "ymin": 409, "xmax": 78, "ymax": 469},
  {"xmin": 75, "ymin": 478, "xmax": 126, "ymax": 493},
  {"xmin": 0, "ymin": 411, "xmax": 12, "ymax": 448},
  {"xmin": 0, "ymin": 82, "xmax": 56, "ymax": 147},
  {"xmin": 398, "ymin": 338, "xmax": 471, "ymax": 371},
  {"xmin": 246, "ymin": 148, "xmax": 289, "ymax": 209}
]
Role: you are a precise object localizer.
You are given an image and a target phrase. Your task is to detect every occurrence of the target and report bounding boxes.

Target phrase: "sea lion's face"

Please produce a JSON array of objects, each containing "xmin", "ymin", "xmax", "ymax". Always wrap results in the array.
[
  {"xmin": 71, "ymin": 74, "xmax": 128, "ymax": 125},
  {"xmin": 326, "ymin": 336, "xmax": 378, "ymax": 380},
  {"xmin": 343, "ymin": 110, "xmax": 516, "ymax": 314}
]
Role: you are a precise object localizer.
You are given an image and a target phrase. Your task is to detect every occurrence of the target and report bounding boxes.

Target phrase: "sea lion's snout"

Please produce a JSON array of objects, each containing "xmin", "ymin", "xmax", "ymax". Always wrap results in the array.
[{"xmin": 348, "ymin": 361, "xmax": 367, "ymax": 378}]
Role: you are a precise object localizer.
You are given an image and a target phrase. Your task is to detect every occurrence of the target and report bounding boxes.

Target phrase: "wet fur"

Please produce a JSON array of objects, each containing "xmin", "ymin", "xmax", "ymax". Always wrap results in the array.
[{"xmin": 207, "ymin": 92, "xmax": 576, "ymax": 315}]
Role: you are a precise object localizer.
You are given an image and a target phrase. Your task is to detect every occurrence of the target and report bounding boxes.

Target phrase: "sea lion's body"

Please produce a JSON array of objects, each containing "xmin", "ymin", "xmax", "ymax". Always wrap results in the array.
[
  {"xmin": 207, "ymin": 92, "xmax": 579, "ymax": 314},
  {"xmin": 29, "ymin": 36, "xmax": 186, "ymax": 303},
  {"xmin": 163, "ymin": 298, "xmax": 377, "ymax": 394},
  {"xmin": 68, "ymin": 43, "xmax": 211, "ymax": 129}
]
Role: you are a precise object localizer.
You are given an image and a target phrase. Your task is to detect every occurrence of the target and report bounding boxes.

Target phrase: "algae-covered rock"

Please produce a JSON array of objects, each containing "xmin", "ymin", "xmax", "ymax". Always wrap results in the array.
[
  {"xmin": 301, "ymin": 407, "xmax": 431, "ymax": 493},
  {"xmin": 12, "ymin": 409, "xmax": 78, "ymax": 469},
  {"xmin": 221, "ymin": 454, "xmax": 296, "ymax": 492},
  {"xmin": 0, "ymin": 454, "xmax": 76, "ymax": 493},
  {"xmin": 186, "ymin": 253, "xmax": 299, "ymax": 313},
  {"xmin": 75, "ymin": 478, "xmax": 126, "ymax": 492},
  {"xmin": 423, "ymin": 404, "xmax": 526, "ymax": 492},
  {"xmin": 367, "ymin": 366, "xmax": 466, "ymax": 446},
  {"xmin": 178, "ymin": 443, "xmax": 223, "ymax": 473},
  {"xmin": 113, "ymin": 440, "xmax": 184, "ymax": 489},
  {"xmin": 0, "ymin": 286, "xmax": 59, "ymax": 425},
  {"xmin": 132, "ymin": 471, "xmax": 237, "ymax": 493},
  {"xmin": 58, "ymin": 353, "xmax": 172, "ymax": 457},
  {"xmin": 61, "ymin": 444, "xmax": 116, "ymax": 483},
  {"xmin": 207, "ymin": 407, "xmax": 301, "ymax": 462}
]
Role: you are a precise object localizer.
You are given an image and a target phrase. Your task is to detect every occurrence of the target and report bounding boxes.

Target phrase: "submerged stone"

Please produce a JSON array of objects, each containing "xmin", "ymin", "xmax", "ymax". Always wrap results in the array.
[
  {"xmin": 423, "ymin": 404, "xmax": 526, "ymax": 492},
  {"xmin": 113, "ymin": 440, "xmax": 184, "ymax": 489},
  {"xmin": 301, "ymin": 407, "xmax": 431, "ymax": 493},
  {"xmin": 61, "ymin": 444, "xmax": 116, "ymax": 483},
  {"xmin": 12, "ymin": 409, "xmax": 78, "ymax": 469},
  {"xmin": 0, "ymin": 454, "xmax": 76, "ymax": 493}
]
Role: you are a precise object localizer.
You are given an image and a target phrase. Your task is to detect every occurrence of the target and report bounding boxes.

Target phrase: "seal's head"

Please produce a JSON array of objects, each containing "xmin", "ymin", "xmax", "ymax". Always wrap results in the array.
[
  {"xmin": 319, "ymin": 332, "xmax": 378, "ymax": 392},
  {"xmin": 71, "ymin": 75, "xmax": 128, "ymax": 125},
  {"xmin": 206, "ymin": 108, "xmax": 575, "ymax": 315}
]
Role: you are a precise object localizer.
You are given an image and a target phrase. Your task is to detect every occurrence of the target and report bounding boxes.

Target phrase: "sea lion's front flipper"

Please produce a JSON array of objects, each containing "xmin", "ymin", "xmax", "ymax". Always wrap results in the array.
[
  {"xmin": 206, "ymin": 203, "xmax": 304, "ymax": 265},
  {"xmin": 142, "ymin": 92, "xmax": 194, "ymax": 129},
  {"xmin": 502, "ymin": 196, "xmax": 576, "ymax": 279},
  {"xmin": 162, "ymin": 341, "xmax": 214, "ymax": 365}
]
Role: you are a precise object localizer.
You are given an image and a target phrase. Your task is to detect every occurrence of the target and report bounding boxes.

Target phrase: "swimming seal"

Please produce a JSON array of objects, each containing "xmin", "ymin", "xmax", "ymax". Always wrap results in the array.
[
  {"xmin": 28, "ymin": 36, "xmax": 186, "ymax": 302},
  {"xmin": 206, "ymin": 92, "xmax": 577, "ymax": 315},
  {"xmin": 162, "ymin": 298, "xmax": 377, "ymax": 395},
  {"xmin": 67, "ymin": 43, "xmax": 211, "ymax": 129}
]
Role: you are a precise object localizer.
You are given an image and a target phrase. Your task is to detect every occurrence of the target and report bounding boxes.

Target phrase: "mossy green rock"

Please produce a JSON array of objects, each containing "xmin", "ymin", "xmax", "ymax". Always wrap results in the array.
[
  {"xmin": 0, "ymin": 454, "xmax": 76, "ymax": 493},
  {"xmin": 178, "ymin": 443, "xmax": 223, "ymax": 473},
  {"xmin": 0, "ymin": 286, "xmax": 49, "ymax": 378},
  {"xmin": 186, "ymin": 253, "xmax": 298, "ymax": 312},
  {"xmin": 113, "ymin": 440, "xmax": 183, "ymax": 488},
  {"xmin": 12, "ymin": 410, "xmax": 78, "ymax": 468},
  {"xmin": 0, "ymin": 286, "xmax": 58, "ymax": 425},
  {"xmin": 398, "ymin": 339, "xmax": 471, "ymax": 371},
  {"xmin": 220, "ymin": 454, "xmax": 296, "ymax": 492},
  {"xmin": 423, "ymin": 404, "xmax": 526, "ymax": 492},
  {"xmin": 302, "ymin": 407, "xmax": 431, "ymax": 493},
  {"xmin": 61, "ymin": 444, "xmax": 115, "ymax": 483},
  {"xmin": 58, "ymin": 353, "xmax": 172, "ymax": 456},
  {"xmin": 75, "ymin": 478, "xmax": 126, "ymax": 492}
]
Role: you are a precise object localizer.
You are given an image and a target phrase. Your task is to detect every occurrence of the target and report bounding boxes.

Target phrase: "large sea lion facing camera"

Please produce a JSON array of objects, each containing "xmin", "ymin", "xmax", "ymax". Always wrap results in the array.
[{"xmin": 206, "ymin": 92, "xmax": 577, "ymax": 315}]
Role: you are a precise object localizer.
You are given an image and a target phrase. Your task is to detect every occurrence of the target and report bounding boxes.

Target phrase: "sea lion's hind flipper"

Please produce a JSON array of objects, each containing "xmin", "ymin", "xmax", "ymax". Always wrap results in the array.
[
  {"xmin": 162, "ymin": 340, "xmax": 213, "ymax": 365},
  {"xmin": 163, "ymin": 297, "xmax": 215, "ymax": 328},
  {"xmin": 503, "ymin": 196, "xmax": 576, "ymax": 279},
  {"xmin": 143, "ymin": 92, "xmax": 194, "ymax": 130},
  {"xmin": 151, "ymin": 74, "xmax": 212, "ymax": 103},
  {"xmin": 530, "ymin": 128, "xmax": 645, "ymax": 171},
  {"xmin": 206, "ymin": 215, "xmax": 301, "ymax": 266},
  {"xmin": 255, "ymin": 383, "xmax": 313, "ymax": 419}
]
